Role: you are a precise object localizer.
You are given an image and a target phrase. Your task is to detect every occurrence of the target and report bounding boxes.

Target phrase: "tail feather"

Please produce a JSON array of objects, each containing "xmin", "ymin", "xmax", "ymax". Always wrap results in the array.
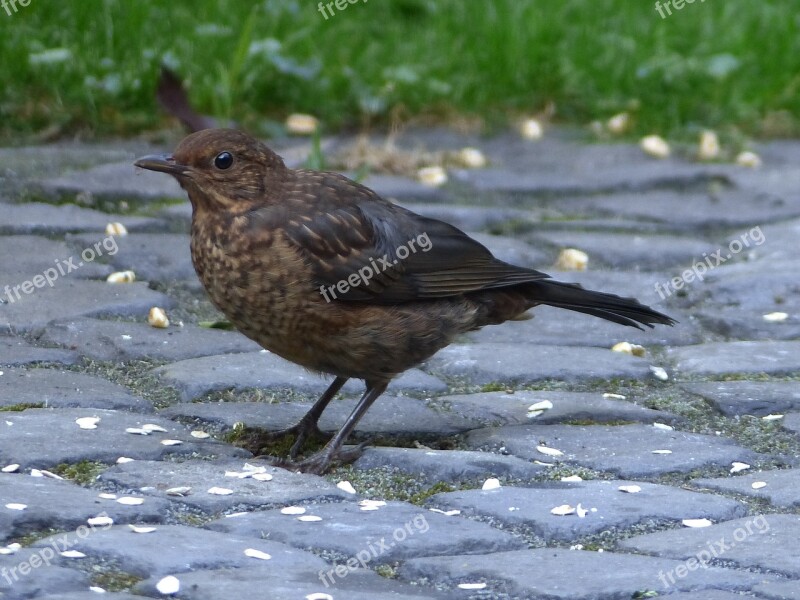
[{"xmin": 525, "ymin": 280, "xmax": 675, "ymax": 330}]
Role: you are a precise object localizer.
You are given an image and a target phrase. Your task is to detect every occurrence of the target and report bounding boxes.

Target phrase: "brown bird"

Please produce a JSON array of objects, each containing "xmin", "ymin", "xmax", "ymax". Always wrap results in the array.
[{"xmin": 135, "ymin": 129, "xmax": 674, "ymax": 474}]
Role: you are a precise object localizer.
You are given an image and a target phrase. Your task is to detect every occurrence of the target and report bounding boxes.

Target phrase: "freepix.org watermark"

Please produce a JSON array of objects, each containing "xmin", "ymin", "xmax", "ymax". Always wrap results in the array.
[
  {"xmin": 317, "ymin": 0, "xmax": 368, "ymax": 20},
  {"xmin": 1, "ymin": 512, "xmax": 113, "ymax": 586},
  {"xmin": 655, "ymin": 0, "xmax": 707, "ymax": 19},
  {"xmin": 2, "ymin": 235, "xmax": 119, "ymax": 305},
  {"xmin": 318, "ymin": 512, "xmax": 429, "ymax": 586},
  {"xmin": 319, "ymin": 232, "xmax": 432, "ymax": 303},
  {"xmin": 1, "ymin": 0, "xmax": 31, "ymax": 17},
  {"xmin": 657, "ymin": 515, "xmax": 770, "ymax": 588},
  {"xmin": 654, "ymin": 226, "xmax": 765, "ymax": 300}
]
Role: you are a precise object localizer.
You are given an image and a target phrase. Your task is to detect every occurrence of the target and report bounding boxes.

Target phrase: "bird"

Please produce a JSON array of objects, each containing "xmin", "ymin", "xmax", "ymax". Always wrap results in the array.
[{"xmin": 135, "ymin": 128, "xmax": 675, "ymax": 474}]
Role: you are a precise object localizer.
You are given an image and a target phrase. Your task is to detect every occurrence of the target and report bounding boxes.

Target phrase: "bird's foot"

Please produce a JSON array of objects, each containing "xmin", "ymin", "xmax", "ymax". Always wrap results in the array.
[
  {"xmin": 260, "ymin": 442, "xmax": 369, "ymax": 475},
  {"xmin": 240, "ymin": 419, "xmax": 331, "ymax": 460}
]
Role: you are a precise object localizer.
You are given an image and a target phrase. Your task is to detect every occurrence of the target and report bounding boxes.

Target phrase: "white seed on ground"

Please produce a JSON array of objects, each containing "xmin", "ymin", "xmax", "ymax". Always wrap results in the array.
[
  {"xmin": 520, "ymin": 118, "xmax": 543, "ymax": 140},
  {"xmin": 225, "ymin": 512, "xmax": 248, "ymax": 518},
  {"xmin": 458, "ymin": 582, "xmax": 487, "ymax": 590},
  {"xmin": 89, "ymin": 586, "xmax": 106, "ymax": 593},
  {"xmin": 160, "ymin": 439, "xmax": 183, "ymax": 446},
  {"xmin": 653, "ymin": 423, "xmax": 674, "ymax": 431},
  {"xmin": 98, "ymin": 493, "xmax": 117, "ymax": 500},
  {"xmin": 156, "ymin": 575, "xmax": 180, "ymax": 595},
  {"xmin": 252, "ymin": 472, "xmax": 273, "ymax": 481},
  {"xmin": 2, "ymin": 464, "xmax": 19, "ymax": 473},
  {"xmin": 611, "ymin": 342, "xmax": 646, "ymax": 357},
  {"xmin": 128, "ymin": 524, "xmax": 157, "ymax": 533},
  {"xmin": 527, "ymin": 400, "xmax": 554, "ymax": 413},
  {"xmin": 730, "ymin": 462, "xmax": 751, "ymax": 473},
  {"xmin": 482, "ymin": 478, "xmax": 501, "ymax": 491},
  {"xmin": 359, "ymin": 499, "xmax": 387, "ymax": 509},
  {"xmin": 698, "ymin": 130, "xmax": 720, "ymax": 160},
  {"xmin": 87, "ymin": 516, "xmax": 113, "ymax": 527},
  {"xmin": 640, "ymin": 134, "xmax": 670, "ymax": 158},
  {"xmin": 116, "ymin": 496, "xmax": 144, "ymax": 506},
  {"xmin": 536, "ymin": 445, "xmax": 564, "ymax": 457},
  {"xmin": 190, "ymin": 430, "xmax": 210, "ymax": 439},
  {"xmin": 76, "ymin": 416, "xmax": 100, "ymax": 430},
  {"xmin": 285, "ymin": 113, "xmax": 319, "ymax": 135},
  {"xmin": 603, "ymin": 393, "xmax": 626, "ymax": 400},
  {"xmin": 166, "ymin": 487, "xmax": 192, "ymax": 496},
  {"xmin": 555, "ymin": 248, "xmax": 588, "ymax": 271},
  {"xmin": 244, "ymin": 548, "xmax": 272, "ymax": 560},
  {"xmin": 337, "ymin": 480, "xmax": 357, "ymax": 494},
  {"xmin": 651, "ymin": 449, "xmax": 673, "ymax": 454},
  {"xmin": 561, "ymin": 475, "xmax": 583, "ymax": 482},
  {"xmin": 142, "ymin": 423, "xmax": 168, "ymax": 433},
  {"xmin": 618, "ymin": 485, "xmax": 642, "ymax": 494},
  {"xmin": 116, "ymin": 457, "xmax": 134, "ymax": 464},
  {"xmin": 207, "ymin": 487, "xmax": 233, "ymax": 495},
  {"xmin": 576, "ymin": 503, "xmax": 589, "ymax": 518},
  {"xmin": 125, "ymin": 428, "xmax": 149, "ymax": 435},
  {"xmin": 39, "ymin": 469, "xmax": 63, "ymax": 479},
  {"xmin": 417, "ymin": 166, "xmax": 448, "ymax": 187},
  {"xmin": 106, "ymin": 270, "xmax": 136, "ymax": 284},
  {"xmin": 61, "ymin": 550, "xmax": 86, "ymax": 558},
  {"xmin": 457, "ymin": 147, "xmax": 487, "ymax": 168},
  {"xmin": 281, "ymin": 506, "xmax": 306, "ymax": 515},
  {"xmin": 306, "ymin": 593, "xmax": 334, "ymax": 600},
  {"xmin": 751, "ymin": 481, "xmax": 768, "ymax": 490},
  {"xmin": 5, "ymin": 503, "xmax": 26, "ymax": 510},
  {"xmin": 607, "ymin": 112, "xmax": 630, "ymax": 134},
  {"xmin": 736, "ymin": 151, "xmax": 762, "ymax": 168},
  {"xmin": 428, "ymin": 508, "xmax": 461, "ymax": 516},
  {"xmin": 762, "ymin": 311, "xmax": 788, "ymax": 322},
  {"xmin": 762, "ymin": 414, "xmax": 784, "ymax": 421},
  {"xmin": 682, "ymin": 518, "xmax": 712, "ymax": 528},
  {"xmin": 551, "ymin": 504, "xmax": 576, "ymax": 516},
  {"xmin": 297, "ymin": 515, "xmax": 323, "ymax": 522},
  {"xmin": 105, "ymin": 222, "xmax": 128, "ymax": 236},
  {"xmin": 147, "ymin": 307, "xmax": 170, "ymax": 328},
  {"xmin": 650, "ymin": 366, "xmax": 669, "ymax": 381}
]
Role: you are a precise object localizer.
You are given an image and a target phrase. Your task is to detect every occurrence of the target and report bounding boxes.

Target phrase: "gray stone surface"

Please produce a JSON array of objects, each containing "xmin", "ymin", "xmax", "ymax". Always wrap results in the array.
[
  {"xmin": 693, "ymin": 469, "xmax": 800, "ymax": 509},
  {"xmin": 0, "ymin": 337, "xmax": 78, "ymax": 366},
  {"xmin": 0, "ymin": 280, "xmax": 175, "ymax": 333},
  {"xmin": 619, "ymin": 514, "xmax": 800, "ymax": 578},
  {"xmin": 354, "ymin": 447, "xmax": 547, "ymax": 482},
  {"xmin": 430, "ymin": 480, "xmax": 746, "ymax": 542},
  {"xmin": 0, "ymin": 555, "xmax": 90, "ymax": 599},
  {"xmin": 0, "ymin": 408, "xmax": 246, "ymax": 469},
  {"xmin": 0, "ymin": 368, "xmax": 152, "ymax": 412},
  {"xmin": 398, "ymin": 548, "xmax": 771, "ymax": 598},
  {"xmin": 670, "ymin": 342, "xmax": 800, "ymax": 376},
  {"xmin": 753, "ymin": 580, "xmax": 800, "ymax": 600},
  {"xmin": 30, "ymin": 524, "xmax": 327, "ymax": 578},
  {"xmin": 0, "ymin": 473, "xmax": 168, "ymax": 542},
  {"xmin": 785, "ymin": 413, "xmax": 800, "ymax": 437},
  {"xmin": 207, "ymin": 501, "xmax": 525, "ymax": 562},
  {"xmin": 681, "ymin": 381, "xmax": 800, "ymax": 417},
  {"xmin": 467, "ymin": 424, "xmax": 759, "ymax": 477},
  {"xmin": 0, "ymin": 235, "xmax": 111, "ymax": 281},
  {"xmin": 160, "ymin": 396, "xmax": 473, "ymax": 438},
  {"xmin": 433, "ymin": 390, "xmax": 681, "ymax": 426},
  {"xmin": 98, "ymin": 458, "xmax": 346, "ymax": 513},
  {"xmin": 38, "ymin": 317, "xmax": 261, "ymax": 362},
  {"xmin": 0, "ymin": 202, "xmax": 159, "ymax": 235},
  {"xmin": 425, "ymin": 343, "xmax": 655, "ymax": 385}
]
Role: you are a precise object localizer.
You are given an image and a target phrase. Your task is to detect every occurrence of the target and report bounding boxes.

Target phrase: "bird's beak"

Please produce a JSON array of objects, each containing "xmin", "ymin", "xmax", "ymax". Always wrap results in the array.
[{"xmin": 134, "ymin": 153, "xmax": 189, "ymax": 176}]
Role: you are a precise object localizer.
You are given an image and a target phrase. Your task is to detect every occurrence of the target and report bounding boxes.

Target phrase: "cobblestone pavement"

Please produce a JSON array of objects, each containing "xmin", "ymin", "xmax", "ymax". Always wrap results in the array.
[{"xmin": 1, "ymin": 129, "xmax": 799, "ymax": 599}]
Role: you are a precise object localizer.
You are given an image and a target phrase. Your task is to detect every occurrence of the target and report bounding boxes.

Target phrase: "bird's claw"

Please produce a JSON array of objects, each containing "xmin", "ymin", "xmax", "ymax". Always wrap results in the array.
[{"xmin": 260, "ymin": 441, "xmax": 369, "ymax": 475}]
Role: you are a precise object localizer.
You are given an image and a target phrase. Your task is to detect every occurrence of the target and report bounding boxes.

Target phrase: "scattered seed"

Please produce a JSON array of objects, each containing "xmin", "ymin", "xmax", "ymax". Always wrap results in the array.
[
  {"xmin": 603, "ymin": 393, "xmax": 626, "ymax": 400},
  {"xmin": 285, "ymin": 113, "xmax": 319, "ymax": 135},
  {"xmin": 751, "ymin": 481, "xmax": 768, "ymax": 490},
  {"xmin": 165, "ymin": 487, "xmax": 192, "ymax": 496},
  {"xmin": 536, "ymin": 445, "xmax": 564, "ymax": 457},
  {"xmin": 736, "ymin": 151, "xmax": 762, "ymax": 168},
  {"xmin": 207, "ymin": 487, "xmax": 233, "ymax": 496},
  {"xmin": 682, "ymin": 518, "xmax": 712, "ymax": 528},
  {"xmin": 190, "ymin": 430, "xmax": 211, "ymax": 439},
  {"xmin": 125, "ymin": 427, "xmax": 149, "ymax": 435},
  {"xmin": 551, "ymin": 504, "xmax": 576, "ymax": 516},
  {"xmin": 482, "ymin": 478, "xmax": 501, "ymax": 491},
  {"xmin": 243, "ymin": 548, "xmax": 272, "ymax": 561},
  {"xmin": 142, "ymin": 423, "xmax": 168, "ymax": 433},
  {"xmin": 457, "ymin": 147, "xmax": 487, "ymax": 168},
  {"xmin": 618, "ymin": 485, "xmax": 642, "ymax": 494},
  {"xmin": 252, "ymin": 472, "xmax": 273, "ymax": 481},
  {"xmin": 116, "ymin": 496, "xmax": 145, "ymax": 506},
  {"xmin": 105, "ymin": 222, "xmax": 128, "ymax": 236},
  {"xmin": 129, "ymin": 524, "xmax": 157, "ymax": 533},
  {"xmin": 649, "ymin": 366, "xmax": 669, "ymax": 381},
  {"xmin": 297, "ymin": 515, "xmax": 322, "ymax": 522},
  {"xmin": 653, "ymin": 423, "xmax": 674, "ymax": 431},
  {"xmin": 458, "ymin": 582, "xmax": 487, "ymax": 590},
  {"xmin": 607, "ymin": 112, "xmax": 630, "ymax": 134},
  {"xmin": 651, "ymin": 449, "xmax": 673, "ymax": 455},
  {"xmin": 730, "ymin": 462, "xmax": 751, "ymax": 474},
  {"xmin": 2, "ymin": 464, "xmax": 19, "ymax": 473},
  {"xmin": 98, "ymin": 493, "xmax": 117, "ymax": 500},
  {"xmin": 155, "ymin": 575, "xmax": 180, "ymax": 595},
  {"xmin": 762, "ymin": 414, "xmax": 784, "ymax": 421},
  {"xmin": 576, "ymin": 503, "xmax": 589, "ymax": 518},
  {"xmin": 611, "ymin": 342, "xmax": 646, "ymax": 357},
  {"xmin": 561, "ymin": 475, "xmax": 583, "ymax": 482},
  {"xmin": 337, "ymin": 480, "xmax": 357, "ymax": 494},
  {"xmin": 60, "ymin": 550, "xmax": 86, "ymax": 558},
  {"xmin": 76, "ymin": 416, "xmax": 100, "ymax": 430},
  {"xmin": 640, "ymin": 134, "xmax": 670, "ymax": 158},
  {"xmin": 417, "ymin": 166, "xmax": 447, "ymax": 187},
  {"xmin": 698, "ymin": 130, "xmax": 720, "ymax": 160},
  {"xmin": 5, "ymin": 503, "xmax": 26, "ymax": 511},
  {"xmin": 520, "ymin": 118, "xmax": 543, "ymax": 140},
  {"xmin": 555, "ymin": 248, "xmax": 588, "ymax": 271},
  {"xmin": 160, "ymin": 439, "xmax": 183, "ymax": 446},
  {"xmin": 106, "ymin": 270, "xmax": 136, "ymax": 284},
  {"xmin": 281, "ymin": 506, "xmax": 306, "ymax": 515},
  {"xmin": 225, "ymin": 512, "xmax": 249, "ymax": 518},
  {"xmin": 116, "ymin": 457, "xmax": 134, "ymax": 464},
  {"xmin": 428, "ymin": 508, "xmax": 461, "ymax": 516},
  {"xmin": 306, "ymin": 594, "xmax": 333, "ymax": 600},
  {"xmin": 762, "ymin": 312, "xmax": 788, "ymax": 322},
  {"xmin": 147, "ymin": 307, "xmax": 170, "ymax": 328},
  {"xmin": 87, "ymin": 516, "xmax": 114, "ymax": 527}
]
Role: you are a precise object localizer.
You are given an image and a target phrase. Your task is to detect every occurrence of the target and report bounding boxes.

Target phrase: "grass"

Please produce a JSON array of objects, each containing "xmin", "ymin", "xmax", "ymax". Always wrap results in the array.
[{"xmin": 0, "ymin": 1, "xmax": 797, "ymax": 144}]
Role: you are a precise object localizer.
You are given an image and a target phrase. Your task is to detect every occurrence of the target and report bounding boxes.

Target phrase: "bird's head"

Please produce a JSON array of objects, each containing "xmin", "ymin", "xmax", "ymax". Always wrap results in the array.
[{"xmin": 135, "ymin": 129, "xmax": 287, "ymax": 211}]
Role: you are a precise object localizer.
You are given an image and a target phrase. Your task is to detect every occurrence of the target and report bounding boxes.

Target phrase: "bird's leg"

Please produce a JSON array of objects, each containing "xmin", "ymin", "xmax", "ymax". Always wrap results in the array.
[
  {"xmin": 274, "ymin": 380, "xmax": 389, "ymax": 475},
  {"xmin": 250, "ymin": 376, "xmax": 347, "ymax": 459}
]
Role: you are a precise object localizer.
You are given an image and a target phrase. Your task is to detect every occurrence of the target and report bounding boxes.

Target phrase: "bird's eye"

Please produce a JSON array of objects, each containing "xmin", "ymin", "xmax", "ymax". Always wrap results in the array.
[{"xmin": 214, "ymin": 151, "xmax": 233, "ymax": 170}]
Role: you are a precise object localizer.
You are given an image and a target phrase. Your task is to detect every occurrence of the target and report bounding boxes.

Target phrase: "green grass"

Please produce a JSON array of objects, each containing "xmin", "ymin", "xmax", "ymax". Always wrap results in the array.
[{"xmin": 0, "ymin": 0, "xmax": 798, "ymax": 143}]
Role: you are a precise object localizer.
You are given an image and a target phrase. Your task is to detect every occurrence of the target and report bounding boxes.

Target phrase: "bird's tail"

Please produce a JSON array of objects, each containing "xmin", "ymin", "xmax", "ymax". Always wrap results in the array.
[{"xmin": 524, "ymin": 280, "xmax": 675, "ymax": 330}]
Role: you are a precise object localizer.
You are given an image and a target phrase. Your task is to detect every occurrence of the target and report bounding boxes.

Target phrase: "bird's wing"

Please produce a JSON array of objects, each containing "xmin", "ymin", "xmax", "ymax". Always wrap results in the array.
[{"xmin": 260, "ymin": 170, "xmax": 549, "ymax": 304}]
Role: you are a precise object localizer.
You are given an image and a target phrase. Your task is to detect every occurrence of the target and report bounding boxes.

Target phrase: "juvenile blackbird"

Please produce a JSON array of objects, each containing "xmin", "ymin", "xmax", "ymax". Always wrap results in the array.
[{"xmin": 135, "ymin": 129, "xmax": 674, "ymax": 474}]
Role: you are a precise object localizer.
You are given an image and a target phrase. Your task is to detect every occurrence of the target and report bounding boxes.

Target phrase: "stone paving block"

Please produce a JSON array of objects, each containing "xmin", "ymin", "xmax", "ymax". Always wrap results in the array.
[
  {"xmin": 0, "ymin": 551, "xmax": 90, "ymax": 599},
  {"xmin": 619, "ymin": 514, "xmax": 800, "ymax": 578},
  {"xmin": 0, "ymin": 368, "xmax": 152, "ymax": 412},
  {"xmin": 681, "ymin": 381, "xmax": 800, "ymax": 417},
  {"xmin": 0, "ymin": 280, "xmax": 175, "ymax": 333},
  {"xmin": 429, "ymin": 480, "xmax": 746, "ymax": 542},
  {"xmin": 693, "ymin": 469, "xmax": 800, "ymax": 509},
  {"xmin": 398, "ymin": 548, "xmax": 772, "ymax": 598},
  {"xmin": 98, "ymin": 459, "xmax": 346, "ymax": 513},
  {"xmin": 758, "ymin": 217, "xmax": 800, "ymax": 262},
  {"xmin": 30, "ymin": 524, "xmax": 327, "ymax": 579},
  {"xmin": 784, "ymin": 413, "xmax": 800, "ymax": 437},
  {"xmin": 135, "ymin": 566, "xmax": 452, "ymax": 600},
  {"xmin": 529, "ymin": 230, "xmax": 713, "ymax": 270},
  {"xmin": 433, "ymin": 390, "xmax": 681, "ymax": 427},
  {"xmin": 153, "ymin": 351, "xmax": 447, "ymax": 400},
  {"xmin": 0, "ymin": 337, "xmax": 78, "ymax": 366},
  {"xmin": 33, "ymin": 594, "xmax": 145, "ymax": 600},
  {"xmin": 753, "ymin": 580, "xmax": 800, "ymax": 600},
  {"xmin": 0, "ymin": 202, "xmax": 159, "ymax": 235},
  {"xmin": 670, "ymin": 342, "xmax": 800, "ymax": 377},
  {"xmin": 0, "ymin": 473, "xmax": 169, "ymax": 542},
  {"xmin": 696, "ymin": 307, "xmax": 800, "ymax": 341},
  {"xmin": 0, "ymin": 235, "xmax": 111, "ymax": 281},
  {"xmin": 469, "ymin": 305, "xmax": 700, "ymax": 347},
  {"xmin": 466, "ymin": 232, "xmax": 549, "ymax": 268},
  {"xmin": 160, "ymin": 396, "xmax": 473, "ymax": 438},
  {"xmin": 401, "ymin": 202, "xmax": 534, "ymax": 233},
  {"xmin": 353, "ymin": 447, "xmax": 547, "ymax": 482},
  {"xmin": 425, "ymin": 343, "xmax": 655, "ymax": 385},
  {"xmin": 466, "ymin": 424, "xmax": 759, "ymax": 478},
  {"xmin": 0, "ymin": 408, "xmax": 247, "ymax": 469},
  {"xmin": 359, "ymin": 173, "xmax": 446, "ymax": 201},
  {"xmin": 67, "ymin": 232, "xmax": 195, "ymax": 283},
  {"xmin": 38, "ymin": 317, "xmax": 261, "ymax": 362},
  {"xmin": 206, "ymin": 501, "xmax": 525, "ymax": 562}
]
